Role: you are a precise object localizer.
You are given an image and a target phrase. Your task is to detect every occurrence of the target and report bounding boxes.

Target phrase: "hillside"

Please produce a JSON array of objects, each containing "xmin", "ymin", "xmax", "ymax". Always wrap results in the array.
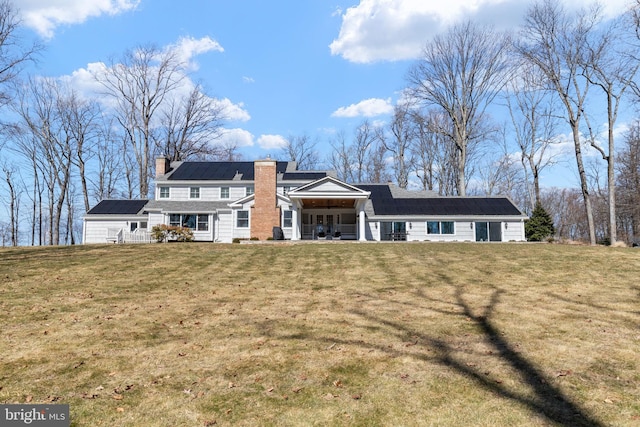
[{"xmin": 1, "ymin": 242, "xmax": 638, "ymax": 426}]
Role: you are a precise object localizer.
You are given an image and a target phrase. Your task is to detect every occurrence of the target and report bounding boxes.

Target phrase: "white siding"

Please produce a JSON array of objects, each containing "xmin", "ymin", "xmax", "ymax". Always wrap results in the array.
[
  {"xmin": 503, "ymin": 221, "xmax": 525, "ymax": 241},
  {"xmin": 233, "ymin": 208, "xmax": 251, "ymax": 240},
  {"xmin": 148, "ymin": 212, "xmax": 164, "ymax": 228},
  {"xmin": 406, "ymin": 221, "xmax": 425, "ymax": 241},
  {"xmin": 84, "ymin": 219, "xmax": 128, "ymax": 244},
  {"xmin": 217, "ymin": 211, "xmax": 233, "ymax": 243}
]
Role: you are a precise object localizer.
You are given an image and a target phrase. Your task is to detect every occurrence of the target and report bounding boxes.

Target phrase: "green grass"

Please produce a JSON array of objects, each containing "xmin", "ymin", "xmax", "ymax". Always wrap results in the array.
[{"xmin": 0, "ymin": 242, "xmax": 639, "ymax": 426}]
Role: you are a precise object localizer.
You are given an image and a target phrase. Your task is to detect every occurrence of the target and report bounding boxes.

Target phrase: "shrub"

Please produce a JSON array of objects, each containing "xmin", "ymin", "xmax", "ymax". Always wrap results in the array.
[
  {"xmin": 150, "ymin": 224, "xmax": 194, "ymax": 243},
  {"xmin": 525, "ymin": 203, "xmax": 555, "ymax": 242},
  {"xmin": 232, "ymin": 238, "xmax": 241, "ymax": 244}
]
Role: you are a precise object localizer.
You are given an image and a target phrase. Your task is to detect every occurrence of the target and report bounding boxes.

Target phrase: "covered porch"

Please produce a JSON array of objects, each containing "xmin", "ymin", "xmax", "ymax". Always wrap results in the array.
[{"xmin": 286, "ymin": 177, "xmax": 371, "ymax": 241}]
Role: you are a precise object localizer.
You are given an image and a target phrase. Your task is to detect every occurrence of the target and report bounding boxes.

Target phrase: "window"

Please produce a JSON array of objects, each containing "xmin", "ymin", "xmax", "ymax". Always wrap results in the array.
[
  {"xmin": 237, "ymin": 210, "xmax": 249, "ymax": 228},
  {"xmin": 169, "ymin": 214, "xmax": 181, "ymax": 227},
  {"xmin": 197, "ymin": 214, "xmax": 209, "ymax": 231},
  {"xmin": 130, "ymin": 222, "xmax": 138, "ymax": 232},
  {"xmin": 427, "ymin": 221, "xmax": 455, "ymax": 235},
  {"xmin": 183, "ymin": 214, "xmax": 196, "ymax": 229},
  {"xmin": 159, "ymin": 186, "xmax": 170, "ymax": 199},
  {"xmin": 220, "ymin": 187, "xmax": 230, "ymax": 199},
  {"xmin": 283, "ymin": 186, "xmax": 290, "ymax": 195},
  {"xmin": 246, "ymin": 186, "xmax": 254, "ymax": 196},
  {"xmin": 168, "ymin": 214, "xmax": 209, "ymax": 231},
  {"xmin": 283, "ymin": 210, "xmax": 292, "ymax": 228},
  {"xmin": 190, "ymin": 187, "xmax": 200, "ymax": 199}
]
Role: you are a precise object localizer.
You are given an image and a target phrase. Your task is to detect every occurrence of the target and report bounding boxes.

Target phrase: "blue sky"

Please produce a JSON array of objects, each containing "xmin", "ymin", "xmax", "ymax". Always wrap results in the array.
[{"xmin": 11, "ymin": 0, "xmax": 636, "ymax": 187}]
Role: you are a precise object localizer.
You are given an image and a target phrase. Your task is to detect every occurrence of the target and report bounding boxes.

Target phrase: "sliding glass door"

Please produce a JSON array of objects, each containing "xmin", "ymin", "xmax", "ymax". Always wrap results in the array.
[{"xmin": 475, "ymin": 222, "xmax": 502, "ymax": 242}]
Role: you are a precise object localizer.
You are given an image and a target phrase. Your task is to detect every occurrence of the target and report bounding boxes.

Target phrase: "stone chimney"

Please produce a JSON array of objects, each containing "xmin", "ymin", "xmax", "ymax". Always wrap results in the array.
[
  {"xmin": 251, "ymin": 159, "xmax": 280, "ymax": 240},
  {"xmin": 156, "ymin": 157, "xmax": 171, "ymax": 178}
]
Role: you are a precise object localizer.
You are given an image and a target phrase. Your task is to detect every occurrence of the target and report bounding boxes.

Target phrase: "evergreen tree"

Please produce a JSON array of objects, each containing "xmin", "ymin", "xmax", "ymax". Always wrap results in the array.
[{"xmin": 525, "ymin": 203, "xmax": 555, "ymax": 242}]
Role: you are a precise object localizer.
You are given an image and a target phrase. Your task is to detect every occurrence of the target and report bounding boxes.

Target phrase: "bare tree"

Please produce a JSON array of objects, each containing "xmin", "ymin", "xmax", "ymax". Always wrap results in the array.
[
  {"xmin": 505, "ymin": 62, "xmax": 561, "ymax": 211},
  {"xmin": 377, "ymin": 104, "xmax": 414, "ymax": 189},
  {"xmin": 156, "ymin": 83, "xmax": 226, "ymax": 161},
  {"xmin": 1, "ymin": 163, "xmax": 19, "ymax": 245},
  {"xmin": 327, "ymin": 130, "xmax": 353, "ymax": 182},
  {"xmin": 366, "ymin": 140, "xmax": 391, "ymax": 184},
  {"xmin": 93, "ymin": 44, "xmax": 185, "ymax": 197},
  {"xmin": 410, "ymin": 109, "xmax": 459, "ymax": 194},
  {"xmin": 61, "ymin": 91, "xmax": 101, "ymax": 212},
  {"xmin": 15, "ymin": 77, "xmax": 76, "ymax": 245},
  {"xmin": 408, "ymin": 21, "xmax": 511, "ymax": 196},
  {"xmin": 579, "ymin": 11, "xmax": 640, "ymax": 245},
  {"xmin": 352, "ymin": 120, "xmax": 375, "ymax": 183},
  {"xmin": 616, "ymin": 121, "xmax": 640, "ymax": 243},
  {"xmin": 516, "ymin": 0, "xmax": 600, "ymax": 245},
  {"xmin": 0, "ymin": 1, "xmax": 40, "ymax": 110},
  {"xmin": 282, "ymin": 134, "xmax": 320, "ymax": 170}
]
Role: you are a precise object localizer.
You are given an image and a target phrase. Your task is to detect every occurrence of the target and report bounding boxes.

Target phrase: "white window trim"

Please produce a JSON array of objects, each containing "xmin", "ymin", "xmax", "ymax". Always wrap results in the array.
[
  {"xmin": 190, "ymin": 187, "xmax": 201, "ymax": 199},
  {"xmin": 426, "ymin": 221, "xmax": 455, "ymax": 235},
  {"xmin": 282, "ymin": 210, "xmax": 293, "ymax": 228},
  {"xmin": 236, "ymin": 210, "xmax": 250, "ymax": 228},
  {"xmin": 220, "ymin": 186, "xmax": 230, "ymax": 199},
  {"xmin": 159, "ymin": 186, "xmax": 170, "ymax": 199}
]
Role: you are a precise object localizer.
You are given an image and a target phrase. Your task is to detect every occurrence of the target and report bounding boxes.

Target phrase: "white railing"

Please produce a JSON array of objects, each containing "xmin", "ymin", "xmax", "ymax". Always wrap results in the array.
[
  {"xmin": 107, "ymin": 228, "xmax": 153, "ymax": 244},
  {"xmin": 123, "ymin": 229, "xmax": 153, "ymax": 244}
]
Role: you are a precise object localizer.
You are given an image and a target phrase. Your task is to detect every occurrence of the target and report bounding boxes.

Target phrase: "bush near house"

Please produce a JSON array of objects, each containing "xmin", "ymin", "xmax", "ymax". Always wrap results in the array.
[
  {"xmin": 526, "ymin": 203, "xmax": 556, "ymax": 242},
  {"xmin": 150, "ymin": 224, "xmax": 194, "ymax": 242}
]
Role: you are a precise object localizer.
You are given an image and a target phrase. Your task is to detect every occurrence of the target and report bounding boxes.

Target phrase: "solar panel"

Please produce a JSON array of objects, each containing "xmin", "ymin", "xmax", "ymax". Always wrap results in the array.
[
  {"xmin": 87, "ymin": 200, "xmax": 148, "ymax": 215},
  {"xmin": 168, "ymin": 162, "xmax": 290, "ymax": 180}
]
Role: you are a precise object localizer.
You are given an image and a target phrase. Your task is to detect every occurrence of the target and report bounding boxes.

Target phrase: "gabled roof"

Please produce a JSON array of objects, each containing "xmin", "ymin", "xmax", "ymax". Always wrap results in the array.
[
  {"xmin": 288, "ymin": 176, "xmax": 370, "ymax": 198},
  {"xmin": 357, "ymin": 184, "xmax": 525, "ymax": 217},
  {"xmin": 86, "ymin": 199, "xmax": 148, "ymax": 215},
  {"xmin": 166, "ymin": 161, "xmax": 292, "ymax": 181}
]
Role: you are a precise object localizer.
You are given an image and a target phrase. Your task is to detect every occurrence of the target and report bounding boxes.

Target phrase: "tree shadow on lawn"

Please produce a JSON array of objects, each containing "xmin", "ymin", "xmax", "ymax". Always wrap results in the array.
[{"xmin": 280, "ymin": 284, "xmax": 605, "ymax": 426}]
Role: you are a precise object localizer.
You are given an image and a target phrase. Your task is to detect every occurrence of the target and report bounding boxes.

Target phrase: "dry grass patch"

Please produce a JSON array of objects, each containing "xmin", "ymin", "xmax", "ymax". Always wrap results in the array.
[{"xmin": 0, "ymin": 243, "xmax": 639, "ymax": 426}]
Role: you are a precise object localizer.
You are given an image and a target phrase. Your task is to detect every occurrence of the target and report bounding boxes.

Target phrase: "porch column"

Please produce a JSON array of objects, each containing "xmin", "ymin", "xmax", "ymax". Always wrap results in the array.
[
  {"xmin": 358, "ymin": 206, "xmax": 366, "ymax": 241},
  {"xmin": 291, "ymin": 206, "xmax": 299, "ymax": 240}
]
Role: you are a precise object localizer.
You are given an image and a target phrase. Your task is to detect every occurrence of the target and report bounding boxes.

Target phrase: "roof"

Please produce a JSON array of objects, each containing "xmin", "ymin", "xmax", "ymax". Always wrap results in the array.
[
  {"xmin": 282, "ymin": 172, "xmax": 328, "ymax": 181},
  {"xmin": 166, "ymin": 161, "xmax": 292, "ymax": 181},
  {"xmin": 86, "ymin": 199, "xmax": 148, "ymax": 215},
  {"xmin": 357, "ymin": 185, "xmax": 524, "ymax": 217},
  {"xmin": 144, "ymin": 200, "xmax": 231, "ymax": 212}
]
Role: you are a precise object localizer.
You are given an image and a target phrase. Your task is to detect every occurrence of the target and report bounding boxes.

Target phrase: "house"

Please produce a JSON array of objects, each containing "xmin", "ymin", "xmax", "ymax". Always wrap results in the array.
[{"xmin": 82, "ymin": 158, "xmax": 528, "ymax": 244}]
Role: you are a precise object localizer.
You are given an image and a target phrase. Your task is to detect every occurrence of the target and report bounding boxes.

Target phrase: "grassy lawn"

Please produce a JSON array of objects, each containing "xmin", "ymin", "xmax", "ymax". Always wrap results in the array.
[{"xmin": 0, "ymin": 242, "xmax": 639, "ymax": 426}]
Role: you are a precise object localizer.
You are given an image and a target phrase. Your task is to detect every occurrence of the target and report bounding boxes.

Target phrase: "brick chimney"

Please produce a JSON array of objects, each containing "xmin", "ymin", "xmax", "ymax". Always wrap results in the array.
[
  {"xmin": 251, "ymin": 159, "xmax": 280, "ymax": 240},
  {"xmin": 156, "ymin": 157, "xmax": 171, "ymax": 178}
]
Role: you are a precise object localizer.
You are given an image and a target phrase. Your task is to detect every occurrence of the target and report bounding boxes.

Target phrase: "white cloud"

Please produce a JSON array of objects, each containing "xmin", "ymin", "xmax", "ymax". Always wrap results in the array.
[
  {"xmin": 257, "ymin": 134, "xmax": 288, "ymax": 150},
  {"xmin": 242, "ymin": 76, "xmax": 255, "ymax": 84},
  {"xmin": 167, "ymin": 36, "xmax": 224, "ymax": 71},
  {"xmin": 331, "ymin": 97, "xmax": 393, "ymax": 118},
  {"xmin": 330, "ymin": 0, "xmax": 632, "ymax": 63},
  {"xmin": 216, "ymin": 98, "xmax": 250, "ymax": 122},
  {"xmin": 219, "ymin": 128, "xmax": 255, "ymax": 148},
  {"xmin": 16, "ymin": 0, "xmax": 140, "ymax": 39}
]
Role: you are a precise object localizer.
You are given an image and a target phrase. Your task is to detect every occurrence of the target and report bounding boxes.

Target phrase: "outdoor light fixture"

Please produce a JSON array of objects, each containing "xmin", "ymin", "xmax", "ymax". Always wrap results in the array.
[
  {"xmin": 505, "ymin": 223, "xmax": 508, "ymax": 229},
  {"xmin": 470, "ymin": 223, "xmax": 473, "ymax": 229},
  {"xmin": 409, "ymin": 223, "xmax": 412, "ymax": 229}
]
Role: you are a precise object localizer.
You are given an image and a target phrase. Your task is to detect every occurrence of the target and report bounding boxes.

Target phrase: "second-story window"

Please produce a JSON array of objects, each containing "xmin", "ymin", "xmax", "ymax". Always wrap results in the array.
[
  {"xmin": 246, "ymin": 186, "xmax": 254, "ymax": 196},
  {"xmin": 159, "ymin": 187, "xmax": 170, "ymax": 199},
  {"xmin": 190, "ymin": 187, "xmax": 200, "ymax": 199},
  {"xmin": 220, "ymin": 187, "xmax": 230, "ymax": 199}
]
